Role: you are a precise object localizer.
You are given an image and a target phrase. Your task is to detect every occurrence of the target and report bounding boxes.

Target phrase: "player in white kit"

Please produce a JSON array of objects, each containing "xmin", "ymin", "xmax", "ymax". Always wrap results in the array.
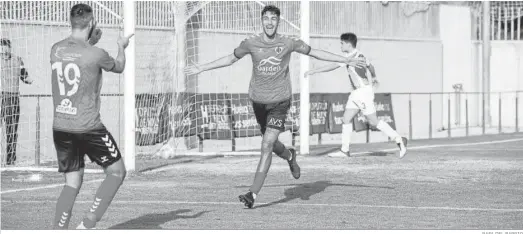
[{"xmin": 305, "ymin": 33, "xmax": 407, "ymax": 158}]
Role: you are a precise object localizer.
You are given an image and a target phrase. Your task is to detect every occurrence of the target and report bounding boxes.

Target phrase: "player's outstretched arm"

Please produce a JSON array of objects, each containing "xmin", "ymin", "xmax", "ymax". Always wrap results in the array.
[
  {"xmin": 111, "ymin": 33, "xmax": 135, "ymax": 74},
  {"xmin": 184, "ymin": 53, "xmax": 239, "ymax": 76},
  {"xmin": 307, "ymin": 49, "xmax": 366, "ymax": 68},
  {"xmin": 304, "ymin": 63, "xmax": 341, "ymax": 77},
  {"xmin": 185, "ymin": 36, "xmax": 252, "ymax": 75}
]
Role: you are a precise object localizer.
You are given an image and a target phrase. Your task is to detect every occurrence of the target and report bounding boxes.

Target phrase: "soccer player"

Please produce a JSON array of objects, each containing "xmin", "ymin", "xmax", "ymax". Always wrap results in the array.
[
  {"xmin": 184, "ymin": 5, "xmax": 366, "ymax": 208},
  {"xmin": 304, "ymin": 33, "xmax": 407, "ymax": 158},
  {"xmin": 50, "ymin": 4, "xmax": 133, "ymax": 229},
  {"xmin": 1, "ymin": 38, "xmax": 32, "ymax": 165}
]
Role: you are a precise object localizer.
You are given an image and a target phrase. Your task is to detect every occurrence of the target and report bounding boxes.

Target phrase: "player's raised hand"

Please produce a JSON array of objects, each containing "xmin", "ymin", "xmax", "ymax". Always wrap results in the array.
[
  {"xmin": 88, "ymin": 21, "xmax": 102, "ymax": 46},
  {"xmin": 184, "ymin": 61, "xmax": 202, "ymax": 75},
  {"xmin": 88, "ymin": 28, "xmax": 102, "ymax": 45},
  {"xmin": 117, "ymin": 33, "xmax": 135, "ymax": 49},
  {"xmin": 345, "ymin": 57, "xmax": 367, "ymax": 68}
]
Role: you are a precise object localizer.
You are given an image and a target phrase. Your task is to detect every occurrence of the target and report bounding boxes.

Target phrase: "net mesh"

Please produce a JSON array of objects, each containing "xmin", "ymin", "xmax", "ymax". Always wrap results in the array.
[{"xmin": 135, "ymin": 1, "xmax": 302, "ymax": 158}]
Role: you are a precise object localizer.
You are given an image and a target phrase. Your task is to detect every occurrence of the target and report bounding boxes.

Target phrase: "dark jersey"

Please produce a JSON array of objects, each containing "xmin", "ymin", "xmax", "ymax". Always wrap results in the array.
[
  {"xmin": 234, "ymin": 33, "xmax": 311, "ymax": 104},
  {"xmin": 50, "ymin": 37, "xmax": 115, "ymax": 132}
]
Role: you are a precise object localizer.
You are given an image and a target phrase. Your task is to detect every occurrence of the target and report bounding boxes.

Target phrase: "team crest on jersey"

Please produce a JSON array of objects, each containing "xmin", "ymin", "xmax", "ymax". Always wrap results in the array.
[
  {"xmin": 274, "ymin": 46, "xmax": 283, "ymax": 54},
  {"xmin": 56, "ymin": 98, "xmax": 77, "ymax": 115}
]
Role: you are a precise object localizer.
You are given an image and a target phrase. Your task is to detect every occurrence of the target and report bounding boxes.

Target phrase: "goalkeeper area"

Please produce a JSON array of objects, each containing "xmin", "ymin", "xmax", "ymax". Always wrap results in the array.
[{"xmin": 2, "ymin": 134, "xmax": 523, "ymax": 229}]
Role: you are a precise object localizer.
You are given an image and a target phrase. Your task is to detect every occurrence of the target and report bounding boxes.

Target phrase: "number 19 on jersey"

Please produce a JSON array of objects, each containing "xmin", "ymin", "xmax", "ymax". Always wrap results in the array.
[{"xmin": 52, "ymin": 61, "xmax": 81, "ymax": 115}]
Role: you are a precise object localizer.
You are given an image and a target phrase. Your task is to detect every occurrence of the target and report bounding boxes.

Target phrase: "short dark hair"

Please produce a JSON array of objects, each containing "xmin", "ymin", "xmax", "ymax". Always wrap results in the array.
[
  {"xmin": 70, "ymin": 3, "xmax": 93, "ymax": 29},
  {"xmin": 261, "ymin": 5, "xmax": 281, "ymax": 18},
  {"xmin": 340, "ymin": 33, "xmax": 357, "ymax": 47},
  {"xmin": 1, "ymin": 38, "xmax": 11, "ymax": 48}
]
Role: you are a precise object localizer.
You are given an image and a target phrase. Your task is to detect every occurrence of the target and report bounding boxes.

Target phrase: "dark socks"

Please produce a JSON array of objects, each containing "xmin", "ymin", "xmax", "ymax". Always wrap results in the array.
[
  {"xmin": 82, "ymin": 175, "xmax": 123, "ymax": 228},
  {"xmin": 53, "ymin": 185, "xmax": 79, "ymax": 229}
]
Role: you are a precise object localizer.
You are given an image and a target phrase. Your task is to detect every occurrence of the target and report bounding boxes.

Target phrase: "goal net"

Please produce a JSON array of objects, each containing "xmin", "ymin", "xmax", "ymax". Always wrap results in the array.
[
  {"xmin": 0, "ymin": 1, "xmax": 124, "ymax": 170},
  {"xmin": 136, "ymin": 1, "xmax": 304, "ymax": 158}
]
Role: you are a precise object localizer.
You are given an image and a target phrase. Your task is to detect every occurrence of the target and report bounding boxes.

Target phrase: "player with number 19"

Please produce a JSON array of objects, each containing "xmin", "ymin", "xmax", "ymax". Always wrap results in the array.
[{"xmin": 50, "ymin": 3, "xmax": 134, "ymax": 229}]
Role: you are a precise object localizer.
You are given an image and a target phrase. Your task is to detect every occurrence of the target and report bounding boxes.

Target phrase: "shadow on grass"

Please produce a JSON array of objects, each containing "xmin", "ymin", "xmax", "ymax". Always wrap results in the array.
[
  {"xmin": 239, "ymin": 180, "xmax": 394, "ymax": 209},
  {"xmin": 108, "ymin": 209, "xmax": 210, "ymax": 229}
]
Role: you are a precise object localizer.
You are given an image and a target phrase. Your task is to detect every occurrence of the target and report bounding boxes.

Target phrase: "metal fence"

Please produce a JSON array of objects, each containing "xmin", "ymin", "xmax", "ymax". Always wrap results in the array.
[
  {"xmin": 5, "ymin": 1, "xmax": 523, "ymax": 40},
  {"xmin": 195, "ymin": 1, "xmax": 439, "ymax": 39},
  {"xmin": 0, "ymin": 1, "xmax": 176, "ymax": 29},
  {"xmin": 471, "ymin": 1, "xmax": 523, "ymax": 40},
  {"xmin": 392, "ymin": 91, "xmax": 521, "ymax": 140},
  {"xmin": 1, "ymin": 1, "xmax": 442, "ymax": 39},
  {"xmin": 0, "ymin": 1, "xmax": 123, "ymax": 27},
  {"xmin": 303, "ymin": 91, "xmax": 522, "ymax": 146},
  {"xmin": 13, "ymin": 91, "xmax": 521, "ymax": 166}
]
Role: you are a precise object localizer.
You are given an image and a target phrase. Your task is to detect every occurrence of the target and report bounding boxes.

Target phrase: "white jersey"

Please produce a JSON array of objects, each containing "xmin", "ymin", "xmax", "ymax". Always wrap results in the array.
[
  {"xmin": 339, "ymin": 49, "xmax": 376, "ymax": 115},
  {"xmin": 338, "ymin": 49, "xmax": 372, "ymax": 90}
]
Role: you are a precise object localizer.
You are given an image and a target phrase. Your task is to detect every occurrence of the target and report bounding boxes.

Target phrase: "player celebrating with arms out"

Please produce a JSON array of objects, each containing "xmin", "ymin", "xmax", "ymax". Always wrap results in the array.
[
  {"xmin": 185, "ymin": 5, "xmax": 367, "ymax": 209},
  {"xmin": 50, "ymin": 4, "xmax": 134, "ymax": 229},
  {"xmin": 305, "ymin": 33, "xmax": 407, "ymax": 158}
]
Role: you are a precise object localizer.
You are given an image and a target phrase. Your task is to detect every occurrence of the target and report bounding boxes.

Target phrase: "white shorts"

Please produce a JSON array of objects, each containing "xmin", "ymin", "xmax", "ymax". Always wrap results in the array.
[{"xmin": 346, "ymin": 86, "xmax": 376, "ymax": 115}]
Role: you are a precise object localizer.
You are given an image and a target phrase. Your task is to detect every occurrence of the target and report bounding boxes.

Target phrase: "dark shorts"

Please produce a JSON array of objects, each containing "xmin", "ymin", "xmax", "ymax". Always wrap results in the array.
[
  {"xmin": 53, "ymin": 126, "xmax": 121, "ymax": 173},
  {"xmin": 252, "ymin": 99, "xmax": 291, "ymax": 133}
]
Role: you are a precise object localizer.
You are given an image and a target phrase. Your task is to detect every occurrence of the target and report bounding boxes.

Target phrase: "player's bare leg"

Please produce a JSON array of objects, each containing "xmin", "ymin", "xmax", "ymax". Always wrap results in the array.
[
  {"xmin": 366, "ymin": 113, "xmax": 408, "ymax": 158},
  {"xmin": 328, "ymin": 108, "xmax": 359, "ymax": 157},
  {"xmin": 260, "ymin": 127, "xmax": 293, "ymax": 163},
  {"xmin": 77, "ymin": 159, "xmax": 126, "ymax": 229},
  {"xmin": 239, "ymin": 128, "xmax": 281, "ymax": 208},
  {"xmin": 53, "ymin": 169, "xmax": 84, "ymax": 229},
  {"xmin": 273, "ymin": 140, "xmax": 299, "ymax": 179},
  {"xmin": 272, "ymin": 140, "xmax": 290, "ymax": 160}
]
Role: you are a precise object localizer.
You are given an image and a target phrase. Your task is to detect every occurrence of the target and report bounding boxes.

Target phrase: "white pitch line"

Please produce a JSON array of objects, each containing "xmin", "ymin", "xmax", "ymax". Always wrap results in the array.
[
  {"xmin": 0, "ymin": 179, "xmax": 103, "ymax": 195},
  {"xmin": 2, "ymin": 200, "xmax": 523, "ymax": 212},
  {"xmin": 349, "ymin": 137, "xmax": 523, "ymax": 156},
  {"xmin": 427, "ymin": 148, "xmax": 523, "ymax": 152},
  {"xmin": 0, "ymin": 167, "xmax": 103, "ymax": 173},
  {"xmin": 3, "ymin": 137, "xmax": 523, "ymax": 194}
]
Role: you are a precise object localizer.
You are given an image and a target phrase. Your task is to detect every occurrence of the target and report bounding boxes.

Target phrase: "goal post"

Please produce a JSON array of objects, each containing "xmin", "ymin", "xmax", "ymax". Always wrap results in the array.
[
  {"xmin": 123, "ymin": 0, "xmax": 136, "ymax": 172},
  {"xmin": 299, "ymin": 0, "xmax": 311, "ymax": 155}
]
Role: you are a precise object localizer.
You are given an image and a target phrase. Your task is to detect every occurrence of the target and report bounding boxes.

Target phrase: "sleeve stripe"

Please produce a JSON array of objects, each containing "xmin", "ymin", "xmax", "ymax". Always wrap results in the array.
[
  {"xmin": 233, "ymin": 49, "xmax": 242, "ymax": 59},
  {"xmin": 304, "ymin": 45, "xmax": 312, "ymax": 55}
]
